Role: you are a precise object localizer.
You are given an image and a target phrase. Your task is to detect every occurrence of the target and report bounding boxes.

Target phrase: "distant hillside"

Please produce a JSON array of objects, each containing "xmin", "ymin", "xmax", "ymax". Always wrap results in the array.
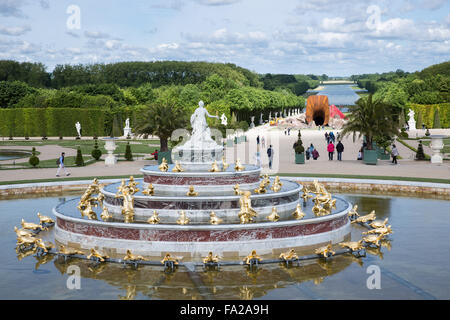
[{"xmin": 418, "ymin": 61, "xmax": 450, "ymax": 79}]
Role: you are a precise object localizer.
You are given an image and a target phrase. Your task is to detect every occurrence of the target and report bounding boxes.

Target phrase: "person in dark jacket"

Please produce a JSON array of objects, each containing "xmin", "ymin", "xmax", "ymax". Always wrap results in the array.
[
  {"xmin": 336, "ymin": 141, "xmax": 344, "ymax": 161},
  {"xmin": 151, "ymin": 149, "xmax": 159, "ymax": 161},
  {"xmin": 312, "ymin": 148, "xmax": 319, "ymax": 160}
]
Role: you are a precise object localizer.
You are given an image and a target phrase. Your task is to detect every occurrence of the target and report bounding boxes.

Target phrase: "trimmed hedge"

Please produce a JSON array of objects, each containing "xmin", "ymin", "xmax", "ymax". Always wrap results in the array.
[
  {"xmin": 0, "ymin": 108, "xmax": 106, "ymax": 137},
  {"xmin": 408, "ymin": 103, "xmax": 450, "ymax": 128}
]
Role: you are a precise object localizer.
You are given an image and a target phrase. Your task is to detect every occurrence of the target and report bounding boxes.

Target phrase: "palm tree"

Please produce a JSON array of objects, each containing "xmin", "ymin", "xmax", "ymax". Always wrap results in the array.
[
  {"xmin": 135, "ymin": 103, "xmax": 188, "ymax": 152},
  {"xmin": 340, "ymin": 95, "xmax": 400, "ymax": 150}
]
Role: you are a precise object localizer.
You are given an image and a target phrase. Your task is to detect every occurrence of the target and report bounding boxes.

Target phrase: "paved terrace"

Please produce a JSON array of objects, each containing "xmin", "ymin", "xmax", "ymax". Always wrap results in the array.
[{"xmin": 0, "ymin": 127, "xmax": 449, "ymax": 183}]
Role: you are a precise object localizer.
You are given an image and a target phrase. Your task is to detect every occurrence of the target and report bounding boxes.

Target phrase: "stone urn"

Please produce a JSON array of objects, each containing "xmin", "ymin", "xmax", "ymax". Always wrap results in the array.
[
  {"xmin": 430, "ymin": 135, "xmax": 445, "ymax": 164},
  {"xmin": 103, "ymin": 137, "xmax": 118, "ymax": 166}
]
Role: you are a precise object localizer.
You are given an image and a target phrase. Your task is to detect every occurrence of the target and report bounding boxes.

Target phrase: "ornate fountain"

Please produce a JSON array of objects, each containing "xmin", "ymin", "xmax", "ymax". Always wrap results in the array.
[{"xmin": 52, "ymin": 101, "xmax": 353, "ymax": 260}]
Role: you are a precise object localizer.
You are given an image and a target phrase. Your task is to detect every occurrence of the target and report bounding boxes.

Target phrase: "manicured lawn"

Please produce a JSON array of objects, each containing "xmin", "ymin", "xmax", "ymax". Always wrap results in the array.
[
  {"xmin": 0, "ymin": 139, "xmax": 160, "ymax": 155},
  {"xmin": 1, "ymin": 155, "xmax": 96, "ymax": 169}
]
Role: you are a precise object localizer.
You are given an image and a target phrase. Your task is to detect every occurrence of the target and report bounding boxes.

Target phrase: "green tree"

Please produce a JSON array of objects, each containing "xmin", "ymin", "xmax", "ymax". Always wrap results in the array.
[
  {"xmin": 433, "ymin": 108, "xmax": 441, "ymax": 128},
  {"xmin": 415, "ymin": 140, "xmax": 426, "ymax": 160},
  {"xmin": 75, "ymin": 146, "xmax": 85, "ymax": 166},
  {"xmin": 0, "ymin": 81, "xmax": 36, "ymax": 108},
  {"xmin": 28, "ymin": 147, "xmax": 40, "ymax": 167},
  {"xmin": 340, "ymin": 95, "xmax": 400, "ymax": 150},
  {"xmin": 91, "ymin": 140, "xmax": 102, "ymax": 160},
  {"xmin": 124, "ymin": 142, "xmax": 133, "ymax": 161},
  {"xmin": 135, "ymin": 103, "xmax": 189, "ymax": 152}
]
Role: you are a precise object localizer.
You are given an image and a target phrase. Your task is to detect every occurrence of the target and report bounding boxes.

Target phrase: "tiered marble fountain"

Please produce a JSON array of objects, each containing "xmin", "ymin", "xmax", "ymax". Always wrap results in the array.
[{"xmin": 54, "ymin": 102, "xmax": 352, "ymax": 260}]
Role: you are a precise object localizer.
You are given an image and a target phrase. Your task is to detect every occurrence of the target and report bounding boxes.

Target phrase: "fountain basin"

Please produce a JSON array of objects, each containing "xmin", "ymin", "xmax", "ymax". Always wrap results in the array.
[{"xmin": 53, "ymin": 197, "xmax": 351, "ymax": 258}]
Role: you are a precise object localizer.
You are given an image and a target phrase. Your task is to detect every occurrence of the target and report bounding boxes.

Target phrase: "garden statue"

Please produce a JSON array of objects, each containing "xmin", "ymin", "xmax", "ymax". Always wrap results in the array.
[
  {"xmin": 408, "ymin": 109, "xmax": 416, "ymax": 130},
  {"xmin": 250, "ymin": 116, "xmax": 255, "ymax": 128},
  {"xmin": 221, "ymin": 113, "xmax": 228, "ymax": 126},
  {"xmin": 124, "ymin": 118, "xmax": 132, "ymax": 137},
  {"xmin": 75, "ymin": 122, "xmax": 81, "ymax": 138}
]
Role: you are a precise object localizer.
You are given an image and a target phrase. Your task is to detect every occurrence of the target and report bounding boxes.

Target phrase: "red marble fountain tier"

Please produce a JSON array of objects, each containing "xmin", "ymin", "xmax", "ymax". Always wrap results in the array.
[{"xmin": 141, "ymin": 165, "xmax": 261, "ymax": 186}]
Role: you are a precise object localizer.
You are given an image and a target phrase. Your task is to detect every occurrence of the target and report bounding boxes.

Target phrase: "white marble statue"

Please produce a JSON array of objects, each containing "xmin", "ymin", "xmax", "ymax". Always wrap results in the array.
[
  {"xmin": 259, "ymin": 113, "xmax": 263, "ymax": 125},
  {"xmin": 408, "ymin": 109, "xmax": 416, "ymax": 130},
  {"xmin": 250, "ymin": 116, "xmax": 255, "ymax": 128},
  {"xmin": 124, "ymin": 118, "xmax": 132, "ymax": 137},
  {"xmin": 75, "ymin": 121, "xmax": 81, "ymax": 137},
  {"xmin": 182, "ymin": 101, "xmax": 220, "ymax": 149},
  {"xmin": 221, "ymin": 113, "xmax": 228, "ymax": 126}
]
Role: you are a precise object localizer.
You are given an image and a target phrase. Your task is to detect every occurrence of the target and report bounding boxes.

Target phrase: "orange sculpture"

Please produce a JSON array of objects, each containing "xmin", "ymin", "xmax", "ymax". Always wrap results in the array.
[{"xmin": 306, "ymin": 95, "xmax": 330, "ymax": 126}]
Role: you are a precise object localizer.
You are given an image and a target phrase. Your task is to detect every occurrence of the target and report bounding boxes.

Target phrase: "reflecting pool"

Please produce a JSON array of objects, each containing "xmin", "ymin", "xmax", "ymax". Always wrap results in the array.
[
  {"xmin": 1, "ymin": 192, "xmax": 449, "ymax": 300},
  {"xmin": 309, "ymin": 84, "xmax": 365, "ymax": 108}
]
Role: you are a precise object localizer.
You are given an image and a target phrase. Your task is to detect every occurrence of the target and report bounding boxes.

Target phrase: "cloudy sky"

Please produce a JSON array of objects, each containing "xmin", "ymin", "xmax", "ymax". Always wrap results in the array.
[{"xmin": 0, "ymin": 0, "xmax": 449, "ymax": 76}]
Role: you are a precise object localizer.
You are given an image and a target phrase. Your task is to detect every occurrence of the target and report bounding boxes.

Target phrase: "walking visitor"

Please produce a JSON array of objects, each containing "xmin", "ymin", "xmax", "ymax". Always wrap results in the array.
[
  {"xmin": 336, "ymin": 141, "xmax": 344, "ymax": 161},
  {"xmin": 267, "ymin": 145, "xmax": 274, "ymax": 169},
  {"xmin": 391, "ymin": 144, "xmax": 399, "ymax": 165},
  {"xmin": 56, "ymin": 152, "xmax": 70, "ymax": 177},
  {"xmin": 312, "ymin": 148, "xmax": 319, "ymax": 160},
  {"xmin": 327, "ymin": 141, "xmax": 335, "ymax": 160}
]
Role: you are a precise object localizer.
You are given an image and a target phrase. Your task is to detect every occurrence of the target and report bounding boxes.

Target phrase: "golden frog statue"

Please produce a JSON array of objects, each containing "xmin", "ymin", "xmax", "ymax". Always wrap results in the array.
[
  {"xmin": 142, "ymin": 184, "xmax": 155, "ymax": 196},
  {"xmin": 292, "ymin": 203, "xmax": 305, "ymax": 220},
  {"xmin": 301, "ymin": 188, "xmax": 313, "ymax": 202},
  {"xmin": 369, "ymin": 218, "xmax": 388, "ymax": 229},
  {"xmin": 176, "ymin": 210, "xmax": 190, "ymax": 225},
  {"xmin": 16, "ymin": 235, "xmax": 39, "ymax": 248},
  {"xmin": 159, "ymin": 158, "xmax": 169, "ymax": 172},
  {"xmin": 312, "ymin": 202, "xmax": 330, "ymax": 217},
  {"xmin": 270, "ymin": 177, "xmax": 282, "ymax": 193},
  {"xmin": 186, "ymin": 185, "xmax": 198, "ymax": 196},
  {"xmin": 58, "ymin": 245, "xmax": 84, "ymax": 256},
  {"xmin": 322, "ymin": 197, "xmax": 336, "ymax": 211},
  {"xmin": 87, "ymin": 248, "xmax": 109, "ymax": 262},
  {"xmin": 314, "ymin": 243, "xmax": 336, "ymax": 258},
  {"xmin": 37, "ymin": 212, "xmax": 54, "ymax": 225},
  {"xmin": 267, "ymin": 207, "xmax": 280, "ymax": 222},
  {"xmin": 78, "ymin": 178, "xmax": 101, "ymax": 211},
  {"xmin": 339, "ymin": 240, "xmax": 365, "ymax": 252},
  {"xmin": 21, "ymin": 219, "xmax": 45, "ymax": 231},
  {"xmin": 243, "ymin": 250, "xmax": 262, "ymax": 265},
  {"xmin": 203, "ymin": 251, "xmax": 220, "ymax": 264},
  {"xmin": 80, "ymin": 201, "xmax": 98, "ymax": 220},
  {"xmin": 351, "ymin": 210, "xmax": 376, "ymax": 224},
  {"xmin": 127, "ymin": 176, "xmax": 140, "ymax": 194},
  {"xmin": 14, "ymin": 226, "xmax": 35, "ymax": 238},
  {"xmin": 35, "ymin": 238, "xmax": 54, "ymax": 253},
  {"xmin": 348, "ymin": 204, "xmax": 360, "ymax": 220},
  {"xmin": 115, "ymin": 185, "xmax": 135, "ymax": 223},
  {"xmin": 124, "ymin": 249, "xmax": 148, "ymax": 262},
  {"xmin": 254, "ymin": 180, "xmax": 267, "ymax": 194},
  {"xmin": 363, "ymin": 225, "xmax": 393, "ymax": 236},
  {"xmin": 362, "ymin": 234, "xmax": 384, "ymax": 247},
  {"xmin": 209, "ymin": 211, "xmax": 223, "ymax": 225},
  {"xmin": 100, "ymin": 206, "xmax": 112, "ymax": 221},
  {"xmin": 279, "ymin": 249, "xmax": 298, "ymax": 261},
  {"xmin": 233, "ymin": 184, "xmax": 242, "ymax": 195},
  {"xmin": 172, "ymin": 161, "xmax": 184, "ymax": 172},
  {"xmin": 238, "ymin": 191, "xmax": 258, "ymax": 224},
  {"xmin": 147, "ymin": 210, "xmax": 160, "ymax": 224},
  {"xmin": 222, "ymin": 157, "xmax": 229, "ymax": 170},
  {"xmin": 263, "ymin": 174, "xmax": 270, "ymax": 186},
  {"xmin": 209, "ymin": 160, "xmax": 221, "ymax": 172},
  {"xmin": 235, "ymin": 159, "xmax": 245, "ymax": 171},
  {"xmin": 161, "ymin": 253, "xmax": 179, "ymax": 265}
]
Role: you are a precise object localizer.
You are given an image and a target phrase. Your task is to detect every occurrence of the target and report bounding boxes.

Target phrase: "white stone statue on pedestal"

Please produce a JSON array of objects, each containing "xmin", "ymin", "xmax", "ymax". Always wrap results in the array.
[
  {"xmin": 250, "ymin": 116, "xmax": 255, "ymax": 128},
  {"xmin": 221, "ymin": 113, "xmax": 228, "ymax": 126},
  {"xmin": 259, "ymin": 113, "xmax": 263, "ymax": 125},
  {"xmin": 75, "ymin": 122, "xmax": 81, "ymax": 138},
  {"xmin": 183, "ymin": 101, "xmax": 220, "ymax": 149},
  {"xmin": 408, "ymin": 109, "xmax": 416, "ymax": 130},
  {"xmin": 124, "ymin": 118, "xmax": 132, "ymax": 137}
]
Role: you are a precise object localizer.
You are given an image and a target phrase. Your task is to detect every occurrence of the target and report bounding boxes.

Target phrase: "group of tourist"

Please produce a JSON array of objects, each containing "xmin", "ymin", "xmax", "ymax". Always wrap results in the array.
[{"xmin": 305, "ymin": 144, "xmax": 320, "ymax": 160}]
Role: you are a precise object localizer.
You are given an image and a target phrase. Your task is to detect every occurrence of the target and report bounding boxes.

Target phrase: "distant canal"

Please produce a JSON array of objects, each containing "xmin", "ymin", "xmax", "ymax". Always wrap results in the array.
[{"xmin": 308, "ymin": 84, "xmax": 366, "ymax": 111}]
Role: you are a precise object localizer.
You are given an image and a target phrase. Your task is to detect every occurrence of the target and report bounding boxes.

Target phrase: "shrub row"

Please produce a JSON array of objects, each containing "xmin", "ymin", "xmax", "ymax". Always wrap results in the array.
[{"xmin": 408, "ymin": 103, "xmax": 450, "ymax": 128}]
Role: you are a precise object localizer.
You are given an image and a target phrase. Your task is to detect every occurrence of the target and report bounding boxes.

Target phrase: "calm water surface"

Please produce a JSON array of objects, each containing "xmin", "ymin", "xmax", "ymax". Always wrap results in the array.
[
  {"xmin": 309, "ymin": 84, "xmax": 365, "ymax": 109},
  {"xmin": 1, "ymin": 192, "xmax": 449, "ymax": 300}
]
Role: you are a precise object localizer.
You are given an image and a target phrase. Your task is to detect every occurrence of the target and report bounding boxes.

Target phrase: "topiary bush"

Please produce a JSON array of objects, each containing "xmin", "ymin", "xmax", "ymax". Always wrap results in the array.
[
  {"xmin": 293, "ymin": 130, "xmax": 305, "ymax": 154},
  {"xmin": 415, "ymin": 140, "xmax": 426, "ymax": 160},
  {"xmin": 28, "ymin": 147, "xmax": 40, "ymax": 167},
  {"xmin": 433, "ymin": 108, "xmax": 441, "ymax": 128},
  {"xmin": 124, "ymin": 142, "xmax": 133, "ymax": 161},
  {"xmin": 75, "ymin": 146, "xmax": 85, "ymax": 166},
  {"xmin": 91, "ymin": 140, "xmax": 102, "ymax": 160}
]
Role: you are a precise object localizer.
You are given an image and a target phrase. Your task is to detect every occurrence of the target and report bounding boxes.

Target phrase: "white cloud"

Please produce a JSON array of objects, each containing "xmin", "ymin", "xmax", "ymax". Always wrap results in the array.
[
  {"xmin": 421, "ymin": 0, "xmax": 447, "ymax": 10},
  {"xmin": 193, "ymin": 0, "xmax": 241, "ymax": 5},
  {"xmin": 84, "ymin": 31, "xmax": 111, "ymax": 39},
  {"xmin": 0, "ymin": 25, "xmax": 30, "ymax": 36},
  {"xmin": 0, "ymin": 0, "xmax": 27, "ymax": 17}
]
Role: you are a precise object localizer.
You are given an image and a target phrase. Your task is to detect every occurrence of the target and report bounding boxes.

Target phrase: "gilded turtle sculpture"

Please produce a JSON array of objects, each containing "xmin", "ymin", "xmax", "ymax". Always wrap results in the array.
[
  {"xmin": 279, "ymin": 249, "xmax": 298, "ymax": 261},
  {"xmin": 292, "ymin": 203, "xmax": 305, "ymax": 220},
  {"xmin": 243, "ymin": 250, "xmax": 262, "ymax": 265},
  {"xmin": 209, "ymin": 211, "xmax": 223, "ymax": 225},
  {"xmin": 339, "ymin": 240, "xmax": 365, "ymax": 252},
  {"xmin": 267, "ymin": 207, "xmax": 280, "ymax": 222},
  {"xmin": 37, "ymin": 212, "xmax": 55, "ymax": 225},
  {"xmin": 87, "ymin": 248, "xmax": 109, "ymax": 262},
  {"xmin": 351, "ymin": 210, "xmax": 376, "ymax": 224}
]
